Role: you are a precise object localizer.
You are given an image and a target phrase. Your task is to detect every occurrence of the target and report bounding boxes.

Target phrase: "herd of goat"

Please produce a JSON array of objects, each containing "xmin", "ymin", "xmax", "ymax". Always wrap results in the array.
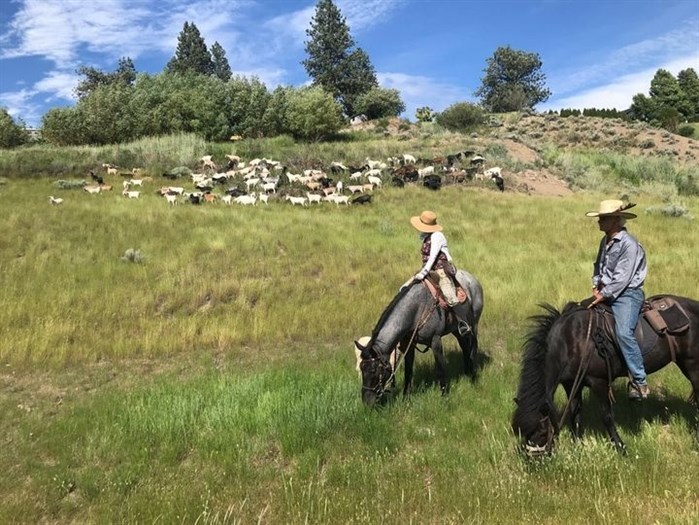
[{"xmin": 49, "ymin": 150, "xmax": 505, "ymax": 206}]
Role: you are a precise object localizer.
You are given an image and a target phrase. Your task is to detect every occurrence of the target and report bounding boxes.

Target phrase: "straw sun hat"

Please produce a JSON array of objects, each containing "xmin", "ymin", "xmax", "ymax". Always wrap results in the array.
[
  {"xmin": 410, "ymin": 210, "xmax": 443, "ymax": 232},
  {"xmin": 585, "ymin": 199, "xmax": 637, "ymax": 219}
]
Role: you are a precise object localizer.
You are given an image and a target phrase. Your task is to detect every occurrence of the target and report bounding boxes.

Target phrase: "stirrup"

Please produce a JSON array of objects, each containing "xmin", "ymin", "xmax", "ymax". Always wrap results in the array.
[{"xmin": 457, "ymin": 321, "xmax": 471, "ymax": 336}]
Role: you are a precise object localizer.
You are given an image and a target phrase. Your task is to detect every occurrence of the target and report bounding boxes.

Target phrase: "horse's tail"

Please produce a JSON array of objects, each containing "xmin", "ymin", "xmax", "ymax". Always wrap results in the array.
[{"xmin": 511, "ymin": 303, "xmax": 562, "ymax": 448}]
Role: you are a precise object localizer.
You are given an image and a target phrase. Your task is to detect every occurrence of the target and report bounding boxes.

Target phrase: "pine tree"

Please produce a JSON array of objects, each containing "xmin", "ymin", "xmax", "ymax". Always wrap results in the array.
[
  {"xmin": 649, "ymin": 69, "xmax": 688, "ymax": 116},
  {"xmin": 210, "ymin": 42, "xmax": 232, "ymax": 82},
  {"xmin": 677, "ymin": 68, "xmax": 699, "ymax": 120},
  {"xmin": 166, "ymin": 22, "xmax": 213, "ymax": 76},
  {"xmin": 474, "ymin": 46, "xmax": 551, "ymax": 112},
  {"xmin": 302, "ymin": 0, "xmax": 378, "ymax": 116}
]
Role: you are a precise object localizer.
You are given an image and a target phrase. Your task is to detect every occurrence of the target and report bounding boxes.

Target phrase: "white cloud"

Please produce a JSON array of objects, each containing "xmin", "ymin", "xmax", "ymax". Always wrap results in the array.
[
  {"xmin": 378, "ymin": 72, "xmax": 472, "ymax": 119},
  {"xmin": 549, "ymin": 20, "xmax": 699, "ymax": 95},
  {"xmin": 265, "ymin": 0, "xmax": 405, "ymax": 49},
  {"xmin": 34, "ymin": 70, "xmax": 79, "ymax": 101},
  {"xmin": 0, "ymin": 88, "xmax": 41, "ymax": 124},
  {"xmin": 543, "ymin": 55, "xmax": 699, "ymax": 111}
]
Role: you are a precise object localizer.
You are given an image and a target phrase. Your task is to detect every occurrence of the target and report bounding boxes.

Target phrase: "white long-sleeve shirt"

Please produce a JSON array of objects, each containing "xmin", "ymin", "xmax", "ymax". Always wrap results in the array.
[{"xmin": 416, "ymin": 231, "xmax": 453, "ymax": 279}]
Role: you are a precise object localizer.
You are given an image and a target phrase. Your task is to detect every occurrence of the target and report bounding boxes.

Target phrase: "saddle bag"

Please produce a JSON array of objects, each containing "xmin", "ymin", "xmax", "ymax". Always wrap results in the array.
[
  {"xmin": 645, "ymin": 298, "xmax": 690, "ymax": 335},
  {"xmin": 643, "ymin": 307, "xmax": 667, "ymax": 334}
]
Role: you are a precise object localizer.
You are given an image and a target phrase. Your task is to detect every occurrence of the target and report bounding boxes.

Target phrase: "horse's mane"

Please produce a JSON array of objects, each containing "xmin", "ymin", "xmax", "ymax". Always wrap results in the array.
[
  {"xmin": 368, "ymin": 281, "xmax": 420, "ymax": 347},
  {"xmin": 511, "ymin": 303, "xmax": 563, "ymax": 440}
]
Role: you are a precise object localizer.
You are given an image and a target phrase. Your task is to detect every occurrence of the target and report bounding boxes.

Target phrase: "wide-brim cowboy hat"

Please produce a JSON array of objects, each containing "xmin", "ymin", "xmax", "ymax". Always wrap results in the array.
[
  {"xmin": 410, "ymin": 210, "xmax": 443, "ymax": 232},
  {"xmin": 585, "ymin": 199, "xmax": 637, "ymax": 219}
]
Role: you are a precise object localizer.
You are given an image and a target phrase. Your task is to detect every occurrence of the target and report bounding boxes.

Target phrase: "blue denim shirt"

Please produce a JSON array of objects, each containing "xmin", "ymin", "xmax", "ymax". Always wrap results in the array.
[{"xmin": 592, "ymin": 228, "xmax": 647, "ymax": 300}]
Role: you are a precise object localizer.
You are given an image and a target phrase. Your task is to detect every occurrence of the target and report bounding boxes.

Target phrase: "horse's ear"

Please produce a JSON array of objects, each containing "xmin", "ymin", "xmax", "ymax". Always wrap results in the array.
[{"xmin": 355, "ymin": 339, "xmax": 373, "ymax": 359}]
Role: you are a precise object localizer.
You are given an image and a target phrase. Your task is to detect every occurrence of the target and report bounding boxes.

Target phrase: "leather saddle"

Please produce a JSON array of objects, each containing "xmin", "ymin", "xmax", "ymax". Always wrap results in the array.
[
  {"xmin": 423, "ymin": 273, "xmax": 468, "ymax": 311},
  {"xmin": 584, "ymin": 296, "xmax": 690, "ymax": 358}
]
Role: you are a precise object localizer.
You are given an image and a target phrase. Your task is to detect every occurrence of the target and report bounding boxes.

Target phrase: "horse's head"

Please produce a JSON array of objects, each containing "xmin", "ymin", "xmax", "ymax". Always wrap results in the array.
[
  {"xmin": 512, "ymin": 397, "xmax": 557, "ymax": 458},
  {"xmin": 355, "ymin": 338, "xmax": 393, "ymax": 407}
]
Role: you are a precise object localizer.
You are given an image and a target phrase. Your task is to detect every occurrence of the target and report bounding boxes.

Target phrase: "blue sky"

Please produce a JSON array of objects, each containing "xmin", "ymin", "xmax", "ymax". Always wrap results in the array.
[{"xmin": 0, "ymin": 0, "xmax": 697, "ymax": 127}]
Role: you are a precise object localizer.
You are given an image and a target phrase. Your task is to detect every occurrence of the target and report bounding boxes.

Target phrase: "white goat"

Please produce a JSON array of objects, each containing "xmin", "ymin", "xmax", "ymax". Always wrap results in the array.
[
  {"xmin": 484, "ymin": 166, "xmax": 502, "ymax": 178},
  {"xmin": 122, "ymin": 189, "xmax": 140, "ymax": 199},
  {"xmin": 201, "ymin": 155, "xmax": 217, "ymax": 170},
  {"xmin": 164, "ymin": 193, "xmax": 178, "ymax": 205},
  {"xmin": 261, "ymin": 181, "xmax": 277, "ymax": 194},
  {"xmin": 367, "ymin": 175, "xmax": 382, "ymax": 188},
  {"xmin": 286, "ymin": 195, "xmax": 308, "ymax": 207},
  {"xmin": 83, "ymin": 185, "xmax": 101, "ymax": 194},
  {"xmin": 349, "ymin": 171, "xmax": 363, "ymax": 181},
  {"xmin": 245, "ymin": 177, "xmax": 260, "ymax": 190},
  {"xmin": 418, "ymin": 166, "xmax": 435, "ymax": 178},
  {"xmin": 129, "ymin": 178, "xmax": 143, "ymax": 187},
  {"xmin": 336, "ymin": 181, "xmax": 344, "ymax": 193},
  {"xmin": 306, "ymin": 192, "xmax": 322, "ymax": 204},
  {"xmin": 220, "ymin": 194, "xmax": 233, "ymax": 205},
  {"xmin": 347, "ymin": 185, "xmax": 364, "ymax": 194},
  {"xmin": 49, "ymin": 196, "xmax": 63, "ymax": 205},
  {"xmin": 234, "ymin": 193, "xmax": 257, "ymax": 206},
  {"xmin": 330, "ymin": 195, "xmax": 350, "ymax": 206},
  {"xmin": 259, "ymin": 193, "xmax": 269, "ymax": 205},
  {"xmin": 402, "ymin": 154, "xmax": 416, "ymax": 165}
]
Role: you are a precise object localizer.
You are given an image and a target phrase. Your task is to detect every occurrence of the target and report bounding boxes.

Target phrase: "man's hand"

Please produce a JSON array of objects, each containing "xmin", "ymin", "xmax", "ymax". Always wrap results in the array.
[{"xmin": 587, "ymin": 288, "xmax": 605, "ymax": 309}]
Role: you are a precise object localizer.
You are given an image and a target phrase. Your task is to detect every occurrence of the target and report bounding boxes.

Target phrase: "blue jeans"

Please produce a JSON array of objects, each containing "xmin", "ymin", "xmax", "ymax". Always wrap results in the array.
[{"xmin": 611, "ymin": 288, "xmax": 647, "ymax": 385}]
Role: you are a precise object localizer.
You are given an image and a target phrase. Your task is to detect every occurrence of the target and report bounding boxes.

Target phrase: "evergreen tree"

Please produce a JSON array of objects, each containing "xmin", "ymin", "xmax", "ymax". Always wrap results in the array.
[
  {"xmin": 677, "ymin": 68, "xmax": 699, "ymax": 120},
  {"xmin": 649, "ymin": 69, "xmax": 689, "ymax": 117},
  {"xmin": 474, "ymin": 46, "xmax": 551, "ymax": 112},
  {"xmin": 302, "ymin": 0, "xmax": 378, "ymax": 116},
  {"xmin": 210, "ymin": 42, "xmax": 232, "ymax": 82},
  {"xmin": 336, "ymin": 48, "xmax": 378, "ymax": 116},
  {"xmin": 166, "ymin": 22, "xmax": 213, "ymax": 76}
]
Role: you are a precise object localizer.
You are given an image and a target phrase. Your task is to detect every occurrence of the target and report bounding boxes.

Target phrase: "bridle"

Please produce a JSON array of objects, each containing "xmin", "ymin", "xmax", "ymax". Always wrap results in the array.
[{"xmin": 362, "ymin": 299, "xmax": 438, "ymax": 400}]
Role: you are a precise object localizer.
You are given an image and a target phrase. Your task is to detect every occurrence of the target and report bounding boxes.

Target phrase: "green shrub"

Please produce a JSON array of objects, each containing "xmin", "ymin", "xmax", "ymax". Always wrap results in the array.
[
  {"xmin": 677, "ymin": 125, "xmax": 695, "ymax": 138},
  {"xmin": 285, "ymin": 86, "xmax": 343, "ymax": 141},
  {"xmin": 0, "ymin": 108, "xmax": 28, "ymax": 148},
  {"xmin": 54, "ymin": 179, "xmax": 87, "ymax": 190},
  {"xmin": 353, "ymin": 88, "xmax": 405, "ymax": 120},
  {"xmin": 639, "ymin": 139, "xmax": 655, "ymax": 149},
  {"xmin": 435, "ymin": 102, "xmax": 485, "ymax": 132},
  {"xmin": 645, "ymin": 203, "xmax": 694, "ymax": 219}
]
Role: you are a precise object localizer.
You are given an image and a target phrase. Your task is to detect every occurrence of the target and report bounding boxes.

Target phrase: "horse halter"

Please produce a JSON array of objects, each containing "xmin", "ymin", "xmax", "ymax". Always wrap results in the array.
[{"xmin": 361, "ymin": 355, "xmax": 393, "ymax": 398}]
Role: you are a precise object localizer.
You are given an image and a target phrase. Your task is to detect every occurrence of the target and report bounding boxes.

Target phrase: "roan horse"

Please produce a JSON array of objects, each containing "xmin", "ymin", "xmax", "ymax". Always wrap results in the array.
[
  {"xmin": 356, "ymin": 269, "xmax": 484, "ymax": 406},
  {"xmin": 512, "ymin": 295, "xmax": 699, "ymax": 454}
]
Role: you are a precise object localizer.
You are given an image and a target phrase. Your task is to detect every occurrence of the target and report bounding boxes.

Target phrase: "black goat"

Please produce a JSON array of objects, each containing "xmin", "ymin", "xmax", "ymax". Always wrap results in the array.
[
  {"xmin": 352, "ymin": 194, "xmax": 372, "ymax": 205},
  {"xmin": 423, "ymin": 174, "xmax": 442, "ymax": 191},
  {"xmin": 391, "ymin": 176, "xmax": 405, "ymax": 188},
  {"xmin": 89, "ymin": 170, "xmax": 104, "ymax": 185},
  {"xmin": 491, "ymin": 174, "xmax": 505, "ymax": 192}
]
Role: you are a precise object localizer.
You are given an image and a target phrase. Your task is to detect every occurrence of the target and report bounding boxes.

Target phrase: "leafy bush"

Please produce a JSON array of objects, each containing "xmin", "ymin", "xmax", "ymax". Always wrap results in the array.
[
  {"xmin": 645, "ymin": 203, "xmax": 694, "ymax": 219},
  {"xmin": 677, "ymin": 125, "xmax": 695, "ymax": 137},
  {"xmin": 415, "ymin": 107, "xmax": 433, "ymax": 122},
  {"xmin": 0, "ymin": 108, "xmax": 28, "ymax": 148},
  {"xmin": 284, "ymin": 86, "xmax": 343, "ymax": 141},
  {"xmin": 435, "ymin": 102, "xmax": 485, "ymax": 132},
  {"xmin": 54, "ymin": 179, "xmax": 87, "ymax": 190},
  {"xmin": 638, "ymin": 139, "xmax": 655, "ymax": 149},
  {"xmin": 353, "ymin": 88, "xmax": 405, "ymax": 120}
]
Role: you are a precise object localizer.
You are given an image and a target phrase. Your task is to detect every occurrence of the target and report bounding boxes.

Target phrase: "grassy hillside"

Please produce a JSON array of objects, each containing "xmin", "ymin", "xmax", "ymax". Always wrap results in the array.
[{"xmin": 1, "ymin": 125, "xmax": 698, "ymax": 523}]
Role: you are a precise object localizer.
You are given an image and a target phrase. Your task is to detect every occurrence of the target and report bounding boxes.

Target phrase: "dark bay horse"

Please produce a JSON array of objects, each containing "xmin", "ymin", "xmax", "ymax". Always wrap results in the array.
[
  {"xmin": 512, "ymin": 296, "xmax": 699, "ymax": 454},
  {"xmin": 356, "ymin": 270, "xmax": 484, "ymax": 406}
]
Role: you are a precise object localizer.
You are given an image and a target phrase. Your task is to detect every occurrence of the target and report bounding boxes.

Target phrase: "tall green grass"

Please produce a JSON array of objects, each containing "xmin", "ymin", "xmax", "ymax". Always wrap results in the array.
[{"xmin": 1, "ymin": 176, "xmax": 698, "ymax": 522}]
